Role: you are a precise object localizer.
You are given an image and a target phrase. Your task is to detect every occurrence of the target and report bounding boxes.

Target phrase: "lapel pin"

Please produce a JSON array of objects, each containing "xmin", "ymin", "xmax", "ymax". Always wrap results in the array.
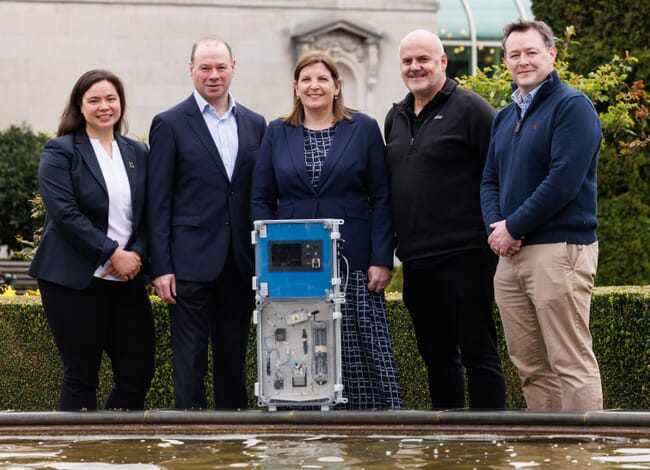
[{"xmin": 128, "ymin": 162, "xmax": 135, "ymax": 169}]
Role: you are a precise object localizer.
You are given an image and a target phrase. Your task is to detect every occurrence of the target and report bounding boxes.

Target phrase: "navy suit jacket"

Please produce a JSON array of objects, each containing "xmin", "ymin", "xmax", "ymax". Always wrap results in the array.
[
  {"xmin": 29, "ymin": 131, "xmax": 149, "ymax": 289},
  {"xmin": 147, "ymin": 95, "xmax": 266, "ymax": 282},
  {"xmin": 251, "ymin": 113, "xmax": 393, "ymax": 271}
]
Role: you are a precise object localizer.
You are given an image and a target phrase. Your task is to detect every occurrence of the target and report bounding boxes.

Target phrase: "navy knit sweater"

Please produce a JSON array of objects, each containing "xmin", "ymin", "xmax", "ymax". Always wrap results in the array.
[{"xmin": 480, "ymin": 71, "xmax": 602, "ymax": 245}]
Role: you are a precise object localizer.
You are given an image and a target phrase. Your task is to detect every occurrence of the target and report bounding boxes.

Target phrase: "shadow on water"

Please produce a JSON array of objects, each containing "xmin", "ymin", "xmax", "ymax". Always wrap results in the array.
[{"xmin": 0, "ymin": 433, "xmax": 649, "ymax": 469}]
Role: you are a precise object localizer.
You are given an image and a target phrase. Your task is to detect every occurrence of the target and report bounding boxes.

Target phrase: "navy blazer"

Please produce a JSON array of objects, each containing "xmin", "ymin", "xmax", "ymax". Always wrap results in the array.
[
  {"xmin": 29, "ymin": 131, "xmax": 149, "ymax": 289},
  {"xmin": 147, "ymin": 96, "xmax": 266, "ymax": 282},
  {"xmin": 251, "ymin": 113, "xmax": 394, "ymax": 271}
]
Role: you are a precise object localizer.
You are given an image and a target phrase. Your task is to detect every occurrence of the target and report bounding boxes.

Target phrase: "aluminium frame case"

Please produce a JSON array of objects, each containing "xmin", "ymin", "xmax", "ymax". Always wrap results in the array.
[{"xmin": 252, "ymin": 219, "xmax": 346, "ymax": 410}]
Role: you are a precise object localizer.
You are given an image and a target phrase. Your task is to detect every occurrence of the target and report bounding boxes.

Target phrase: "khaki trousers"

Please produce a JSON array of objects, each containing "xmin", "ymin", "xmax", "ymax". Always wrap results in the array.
[{"xmin": 494, "ymin": 242, "xmax": 602, "ymax": 411}]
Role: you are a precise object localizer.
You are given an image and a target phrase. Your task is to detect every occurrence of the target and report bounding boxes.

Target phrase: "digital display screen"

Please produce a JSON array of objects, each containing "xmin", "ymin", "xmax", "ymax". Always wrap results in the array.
[{"xmin": 269, "ymin": 240, "xmax": 322, "ymax": 272}]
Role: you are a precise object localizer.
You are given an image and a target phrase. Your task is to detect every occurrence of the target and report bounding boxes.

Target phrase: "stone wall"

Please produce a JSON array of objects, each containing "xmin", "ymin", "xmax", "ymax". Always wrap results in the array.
[{"xmin": 0, "ymin": 0, "xmax": 439, "ymax": 139}]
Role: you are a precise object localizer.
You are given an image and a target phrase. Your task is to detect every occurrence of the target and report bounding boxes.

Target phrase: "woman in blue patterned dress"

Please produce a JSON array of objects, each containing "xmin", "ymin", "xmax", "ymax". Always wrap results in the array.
[{"xmin": 251, "ymin": 52, "xmax": 402, "ymax": 409}]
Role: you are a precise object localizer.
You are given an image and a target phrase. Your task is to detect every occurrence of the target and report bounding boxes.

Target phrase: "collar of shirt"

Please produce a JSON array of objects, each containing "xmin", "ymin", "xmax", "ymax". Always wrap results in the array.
[
  {"xmin": 192, "ymin": 90, "xmax": 239, "ymax": 180},
  {"xmin": 193, "ymin": 90, "xmax": 237, "ymax": 119},
  {"xmin": 511, "ymin": 75, "xmax": 551, "ymax": 118},
  {"xmin": 404, "ymin": 78, "xmax": 455, "ymax": 135}
]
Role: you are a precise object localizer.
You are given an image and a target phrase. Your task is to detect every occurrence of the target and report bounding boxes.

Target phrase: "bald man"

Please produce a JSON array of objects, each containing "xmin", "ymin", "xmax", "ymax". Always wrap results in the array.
[{"xmin": 384, "ymin": 29, "xmax": 506, "ymax": 410}]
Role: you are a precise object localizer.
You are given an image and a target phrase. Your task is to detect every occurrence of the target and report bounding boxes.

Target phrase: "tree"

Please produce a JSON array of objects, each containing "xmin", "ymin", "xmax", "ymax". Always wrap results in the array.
[
  {"xmin": 0, "ymin": 125, "xmax": 47, "ymax": 253},
  {"xmin": 532, "ymin": 0, "xmax": 650, "ymax": 85}
]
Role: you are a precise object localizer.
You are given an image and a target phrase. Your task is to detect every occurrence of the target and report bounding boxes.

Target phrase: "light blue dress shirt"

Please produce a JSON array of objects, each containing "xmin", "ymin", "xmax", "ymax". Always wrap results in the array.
[{"xmin": 193, "ymin": 90, "xmax": 239, "ymax": 180}]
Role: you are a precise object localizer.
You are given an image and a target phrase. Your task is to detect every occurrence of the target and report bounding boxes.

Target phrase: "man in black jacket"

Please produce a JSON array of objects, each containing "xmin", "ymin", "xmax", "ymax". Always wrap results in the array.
[{"xmin": 384, "ymin": 29, "xmax": 506, "ymax": 409}]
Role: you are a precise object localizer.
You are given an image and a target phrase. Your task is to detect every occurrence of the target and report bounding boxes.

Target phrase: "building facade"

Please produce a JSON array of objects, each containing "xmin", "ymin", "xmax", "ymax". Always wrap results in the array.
[{"xmin": 0, "ymin": 0, "xmax": 530, "ymax": 138}]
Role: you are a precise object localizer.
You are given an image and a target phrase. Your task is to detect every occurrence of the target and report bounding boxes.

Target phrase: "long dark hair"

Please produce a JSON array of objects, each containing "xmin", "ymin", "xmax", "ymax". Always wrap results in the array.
[
  {"xmin": 57, "ymin": 69, "xmax": 128, "ymax": 137},
  {"xmin": 282, "ymin": 52, "xmax": 354, "ymax": 126}
]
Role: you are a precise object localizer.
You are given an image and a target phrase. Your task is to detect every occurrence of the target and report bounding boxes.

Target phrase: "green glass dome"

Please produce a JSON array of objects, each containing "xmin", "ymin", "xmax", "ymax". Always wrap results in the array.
[{"xmin": 437, "ymin": 0, "xmax": 533, "ymax": 77}]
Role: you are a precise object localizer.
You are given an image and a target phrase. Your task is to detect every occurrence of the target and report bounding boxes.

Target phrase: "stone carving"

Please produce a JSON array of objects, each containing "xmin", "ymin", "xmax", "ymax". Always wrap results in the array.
[{"xmin": 293, "ymin": 20, "xmax": 382, "ymax": 99}]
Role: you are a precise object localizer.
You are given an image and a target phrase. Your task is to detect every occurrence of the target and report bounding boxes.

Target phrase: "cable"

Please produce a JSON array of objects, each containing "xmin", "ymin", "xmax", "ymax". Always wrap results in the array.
[{"xmin": 340, "ymin": 255, "xmax": 350, "ymax": 293}]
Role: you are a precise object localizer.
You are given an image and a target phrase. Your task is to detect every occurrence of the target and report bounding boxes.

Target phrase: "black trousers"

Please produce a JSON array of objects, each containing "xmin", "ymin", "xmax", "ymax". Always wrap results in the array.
[
  {"xmin": 38, "ymin": 278, "xmax": 155, "ymax": 411},
  {"xmin": 402, "ymin": 249, "xmax": 506, "ymax": 410},
  {"xmin": 170, "ymin": 251, "xmax": 253, "ymax": 410}
]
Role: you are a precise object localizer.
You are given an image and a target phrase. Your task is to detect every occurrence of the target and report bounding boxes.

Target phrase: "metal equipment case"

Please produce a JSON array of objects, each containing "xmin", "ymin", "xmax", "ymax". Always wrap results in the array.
[{"xmin": 252, "ymin": 219, "xmax": 346, "ymax": 410}]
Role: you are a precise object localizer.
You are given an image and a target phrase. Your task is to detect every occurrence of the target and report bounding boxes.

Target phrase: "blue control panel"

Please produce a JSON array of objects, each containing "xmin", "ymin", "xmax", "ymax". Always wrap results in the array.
[{"xmin": 253, "ymin": 219, "xmax": 342, "ymax": 299}]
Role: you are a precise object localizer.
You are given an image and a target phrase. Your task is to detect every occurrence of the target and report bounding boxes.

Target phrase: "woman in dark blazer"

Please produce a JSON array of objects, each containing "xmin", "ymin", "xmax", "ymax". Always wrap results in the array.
[
  {"xmin": 251, "ymin": 52, "xmax": 402, "ymax": 409},
  {"xmin": 29, "ymin": 70, "xmax": 155, "ymax": 411}
]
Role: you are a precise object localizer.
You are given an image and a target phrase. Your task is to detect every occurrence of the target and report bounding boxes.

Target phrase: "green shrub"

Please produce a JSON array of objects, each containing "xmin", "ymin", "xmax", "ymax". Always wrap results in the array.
[
  {"xmin": 597, "ymin": 194, "xmax": 650, "ymax": 285},
  {"xmin": 386, "ymin": 265, "xmax": 403, "ymax": 293},
  {"xmin": 0, "ymin": 125, "xmax": 48, "ymax": 252},
  {"xmin": 1, "ymin": 287, "xmax": 648, "ymax": 411},
  {"xmin": 0, "ymin": 297, "xmax": 59, "ymax": 410},
  {"xmin": 532, "ymin": 0, "xmax": 650, "ymax": 86},
  {"xmin": 591, "ymin": 287, "xmax": 650, "ymax": 408},
  {"xmin": 385, "ymin": 298, "xmax": 429, "ymax": 408}
]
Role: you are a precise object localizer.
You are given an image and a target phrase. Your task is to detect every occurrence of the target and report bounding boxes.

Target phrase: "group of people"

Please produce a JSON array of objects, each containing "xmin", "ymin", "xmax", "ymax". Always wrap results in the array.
[{"xmin": 29, "ymin": 19, "xmax": 604, "ymax": 414}]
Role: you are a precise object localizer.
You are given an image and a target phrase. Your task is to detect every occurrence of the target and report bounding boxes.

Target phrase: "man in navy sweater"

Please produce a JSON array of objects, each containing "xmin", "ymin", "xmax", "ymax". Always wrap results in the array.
[{"xmin": 481, "ymin": 20, "xmax": 603, "ymax": 411}]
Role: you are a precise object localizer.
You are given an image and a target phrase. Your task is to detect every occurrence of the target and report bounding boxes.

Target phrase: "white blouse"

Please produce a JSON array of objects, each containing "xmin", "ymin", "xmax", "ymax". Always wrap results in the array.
[{"xmin": 90, "ymin": 139, "xmax": 133, "ymax": 281}]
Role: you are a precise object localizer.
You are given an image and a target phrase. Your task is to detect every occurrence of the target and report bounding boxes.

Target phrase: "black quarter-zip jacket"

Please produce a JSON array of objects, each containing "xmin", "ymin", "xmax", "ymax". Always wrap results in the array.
[{"xmin": 384, "ymin": 78, "xmax": 496, "ymax": 263}]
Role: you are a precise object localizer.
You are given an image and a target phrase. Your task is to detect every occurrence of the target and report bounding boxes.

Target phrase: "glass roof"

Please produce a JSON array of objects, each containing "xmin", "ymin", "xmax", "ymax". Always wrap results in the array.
[
  {"xmin": 438, "ymin": 1, "xmax": 470, "ymax": 41},
  {"xmin": 438, "ymin": 0, "xmax": 533, "ymax": 43}
]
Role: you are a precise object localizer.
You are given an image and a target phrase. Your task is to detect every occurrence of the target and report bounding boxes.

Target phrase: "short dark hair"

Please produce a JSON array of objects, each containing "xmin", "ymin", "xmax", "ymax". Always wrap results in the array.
[
  {"xmin": 57, "ymin": 69, "xmax": 127, "ymax": 137},
  {"xmin": 502, "ymin": 20, "xmax": 555, "ymax": 51}
]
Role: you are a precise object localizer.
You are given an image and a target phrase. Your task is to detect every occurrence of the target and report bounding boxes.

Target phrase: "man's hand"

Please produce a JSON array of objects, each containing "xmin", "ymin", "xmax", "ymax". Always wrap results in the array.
[
  {"xmin": 488, "ymin": 220, "xmax": 522, "ymax": 257},
  {"xmin": 153, "ymin": 273, "xmax": 177, "ymax": 304}
]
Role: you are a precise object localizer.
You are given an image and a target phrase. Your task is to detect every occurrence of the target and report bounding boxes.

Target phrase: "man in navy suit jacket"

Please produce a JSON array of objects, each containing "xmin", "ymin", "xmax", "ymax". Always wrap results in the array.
[{"xmin": 147, "ymin": 36, "xmax": 266, "ymax": 409}]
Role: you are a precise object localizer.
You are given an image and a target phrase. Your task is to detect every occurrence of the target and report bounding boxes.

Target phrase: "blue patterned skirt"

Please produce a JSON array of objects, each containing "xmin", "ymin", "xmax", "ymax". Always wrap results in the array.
[{"xmin": 338, "ymin": 270, "xmax": 402, "ymax": 410}]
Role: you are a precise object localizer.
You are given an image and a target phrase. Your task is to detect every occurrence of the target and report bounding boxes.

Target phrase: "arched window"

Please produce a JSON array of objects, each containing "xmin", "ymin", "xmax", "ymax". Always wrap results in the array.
[{"xmin": 438, "ymin": 0, "xmax": 533, "ymax": 77}]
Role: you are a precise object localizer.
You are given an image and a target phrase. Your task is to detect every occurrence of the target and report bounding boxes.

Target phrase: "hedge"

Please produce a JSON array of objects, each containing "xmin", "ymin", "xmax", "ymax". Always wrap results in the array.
[
  {"xmin": 0, "ymin": 287, "xmax": 648, "ymax": 411},
  {"xmin": 0, "ymin": 124, "xmax": 48, "ymax": 251}
]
